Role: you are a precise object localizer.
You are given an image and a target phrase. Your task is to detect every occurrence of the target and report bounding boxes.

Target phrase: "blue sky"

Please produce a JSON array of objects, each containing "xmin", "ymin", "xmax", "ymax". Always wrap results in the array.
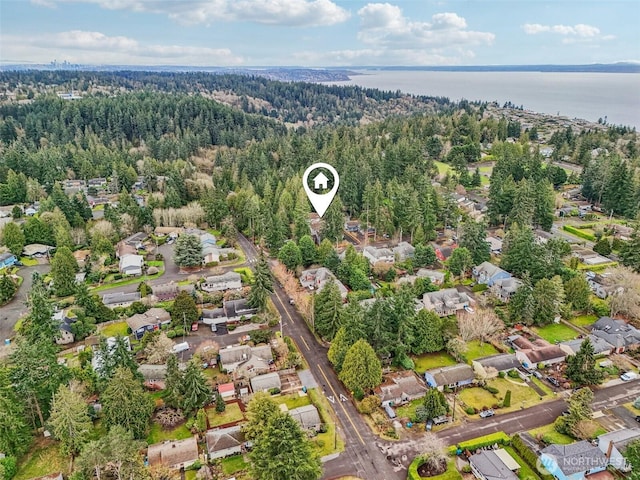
[{"xmin": 1, "ymin": 0, "xmax": 638, "ymax": 66}]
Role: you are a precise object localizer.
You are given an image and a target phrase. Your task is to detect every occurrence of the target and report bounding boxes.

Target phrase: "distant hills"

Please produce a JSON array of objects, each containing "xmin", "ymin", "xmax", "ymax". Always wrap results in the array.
[{"xmin": 356, "ymin": 63, "xmax": 640, "ymax": 73}]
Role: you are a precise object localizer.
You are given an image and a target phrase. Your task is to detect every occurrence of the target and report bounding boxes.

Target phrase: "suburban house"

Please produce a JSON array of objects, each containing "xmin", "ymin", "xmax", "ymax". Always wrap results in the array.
[
  {"xmin": 218, "ymin": 382, "xmax": 236, "ymax": 400},
  {"xmin": 126, "ymin": 307, "xmax": 171, "ymax": 340},
  {"xmin": 344, "ymin": 220, "xmax": 361, "ymax": 233},
  {"xmin": 374, "ymin": 370, "xmax": 427, "ymax": 407},
  {"xmin": 397, "ymin": 269, "xmax": 445, "ymax": 287},
  {"xmin": 73, "ymin": 249, "xmax": 91, "ymax": 267},
  {"xmin": 560, "ymin": 335, "xmax": 614, "ymax": 357},
  {"xmin": 250, "ymin": 372, "xmax": 282, "ymax": 393},
  {"xmin": 115, "ymin": 241, "xmax": 137, "ymax": 259},
  {"xmin": 139, "ymin": 364, "xmax": 170, "ymax": 387},
  {"xmin": 469, "ymin": 449, "xmax": 520, "ymax": 480},
  {"xmin": 201, "ymin": 307, "xmax": 227, "ymax": 328},
  {"xmin": 223, "ymin": 299, "xmax": 258, "ymax": 323},
  {"xmin": 0, "ymin": 252, "xmax": 17, "ymax": 269},
  {"xmin": 486, "ymin": 236, "xmax": 503, "ymax": 255},
  {"xmin": 472, "ymin": 354, "xmax": 522, "ymax": 380},
  {"xmin": 299, "ymin": 267, "xmax": 348, "ymax": 299},
  {"xmin": 363, "ymin": 246, "xmax": 395, "ymax": 265},
  {"xmin": 122, "ymin": 232, "xmax": 148, "ymax": 248},
  {"xmin": 219, "ymin": 344, "xmax": 273, "ymax": 375},
  {"xmin": 102, "ymin": 291, "xmax": 141, "ymax": 308},
  {"xmin": 591, "ymin": 317, "xmax": 640, "ymax": 353},
  {"xmin": 587, "ymin": 273, "xmax": 618, "ymax": 299},
  {"xmin": 23, "ymin": 243, "xmax": 53, "ymax": 258},
  {"xmin": 202, "ymin": 244, "xmax": 238, "ymax": 264},
  {"xmin": 154, "ymin": 226, "xmax": 184, "ymax": 238},
  {"xmin": 119, "ymin": 254, "xmax": 144, "ymax": 276},
  {"xmin": 472, "ymin": 262, "xmax": 511, "ymax": 286},
  {"xmin": 597, "ymin": 429, "xmax": 640, "ymax": 472},
  {"xmin": 288, "ymin": 405, "xmax": 322, "ymax": 432},
  {"xmin": 206, "ymin": 426, "xmax": 245, "ymax": 460},
  {"xmin": 491, "ymin": 277, "xmax": 523, "ymax": 303},
  {"xmin": 147, "ymin": 436, "xmax": 199, "ymax": 470},
  {"xmin": 540, "ymin": 441, "xmax": 608, "ymax": 480},
  {"xmin": 53, "ymin": 309, "xmax": 77, "ymax": 345},
  {"xmin": 514, "ymin": 344, "xmax": 566, "ymax": 369},
  {"xmin": 433, "ymin": 245, "xmax": 455, "ymax": 262},
  {"xmin": 570, "ymin": 246, "xmax": 610, "ymax": 266},
  {"xmin": 152, "ymin": 282, "xmax": 179, "ymax": 301},
  {"xmin": 424, "ymin": 364, "xmax": 475, "ymax": 391},
  {"xmin": 393, "ymin": 242, "xmax": 415, "ymax": 262},
  {"xmin": 201, "ymin": 271, "xmax": 242, "ymax": 292},
  {"xmin": 423, "ymin": 288, "xmax": 474, "ymax": 317}
]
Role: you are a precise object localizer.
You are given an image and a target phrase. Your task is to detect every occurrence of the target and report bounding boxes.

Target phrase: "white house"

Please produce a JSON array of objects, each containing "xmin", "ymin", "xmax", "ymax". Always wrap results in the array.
[
  {"xmin": 119, "ymin": 254, "xmax": 143, "ymax": 276},
  {"xmin": 201, "ymin": 271, "xmax": 242, "ymax": 292},
  {"xmin": 423, "ymin": 288, "xmax": 474, "ymax": 317},
  {"xmin": 393, "ymin": 242, "xmax": 415, "ymax": 262},
  {"xmin": 299, "ymin": 267, "xmax": 348, "ymax": 298},
  {"xmin": 363, "ymin": 246, "xmax": 395, "ymax": 265},
  {"xmin": 206, "ymin": 426, "xmax": 245, "ymax": 460}
]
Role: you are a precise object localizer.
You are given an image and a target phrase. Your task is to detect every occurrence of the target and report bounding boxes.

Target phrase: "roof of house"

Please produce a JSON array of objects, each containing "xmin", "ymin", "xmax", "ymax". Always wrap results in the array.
[
  {"xmin": 592, "ymin": 316, "xmax": 640, "ymax": 349},
  {"xmin": 123, "ymin": 232, "xmax": 147, "ymax": 245},
  {"xmin": 102, "ymin": 291, "xmax": 141, "ymax": 305},
  {"xmin": 224, "ymin": 299, "xmax": 258, "ymax": 318},
  {"xmin": 201, "ymin": 307, "xmax": 226, "ymax": 320},
  {"xmin": 425, "ymin": 364, "xmax": 475, "ymax": 386},
  {"xmin": 251, "ymin": 372, "xmax": 282, "ymax": 392},
  {"xmin": 599, "ymin": 429, "xmax": 640, "ymax": 450},
  {"xmin": 519, "ymin": 346, "xmax": 566, "ymax": 363},
  {"xmin": 23, "ymin": 244, "xmax": 53, "ymax": 256},
  {"xmin": 474, "ymin": 261, "xmax": 507, "ymax": 279},
  {"xmin": 363, "ymin": 246, "xmax": 394, "ymax": 260},
  {"xmin": 375, "ymin": 370, "xmax": 427, "ymax": 403},
  {"xmin": 299, "ymin": 267, "xmax": 349, "ymax": 296},
  {"xmin": 219, "ymin": 345, "xmax": 251, "ymax": 365},
  {"xmin": 393, "ymin": 242, "xmax": 415, "ymax": 257},
  {"xmin": 423, "ymin": 288, "xmax": 473, "ymax": 309},
  {"xmin": 126, "ymin": 307, "xmax": 171, "ymax": 332},
  {"xmin": 116, "ymin": 242, "xmax": 137, "ymax": 257},
  {"xmin": 474, "ymin": 353, "xmax": 521, "ymax": 372},
  {"xmin": 152, "ymin": 282, "xmax": 179, "ymax": 294},
  {"xmin": 493, "ymin": 277, "xmax": 523, "ymax": 293},
  {"xmin": 138, "ymin": 364, "xmax": 168, "ymax": 380},
  {"xmin": 119, "ymin": 254, "xmax": 143, "ymax": 269},
  {"xmin": 288, "ymin": 405, "xmax": 321, "ymax": 429},
  {"xmin": 205, "ymin": 271, "xmax": 242, "ymax": 284},
  {"xmin": 560, "ymin": 335, "xmax": 614, "ymax": 356},
  {"xmin": 541, "ymin": 441, "xmax": 608, "ymax": 476},
  {"xmin": 218, "ymin": 382, "xmax": 235, "ymax": 394},
  {"xmin": 470, "ymin": 450, "xmax": 519, "ymax": 480},
  {"xmin": 0, "ymin": 252, "xmax": 16, "ymax": 262},
  {"xmin": 416, "ymin": 269, "xmax": 445, "ymax": 281},
  {"xmin": 487, "ymin": 236, "xmax": 503, "ymax": 251},
  {"xmin": 509, "ymin": 335, "xmax": 535, "ymax": 350},
  {"xmin": 205, "ymin": 426, "xmax": 244, "ymax": 454},
  {"xmin": 147, "ymin": 436, "xmax": 198, "ymax": 468}
]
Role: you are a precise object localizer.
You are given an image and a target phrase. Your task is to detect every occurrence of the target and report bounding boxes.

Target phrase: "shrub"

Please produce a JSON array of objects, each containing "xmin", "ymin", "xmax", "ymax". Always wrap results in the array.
[
  {"xmin": 353, "ymin": 387, "xmax": 365, "ymax": 401},
  {"xmin": 503, "ymin": 390, "xmax": 511, "ymax": 407},
  {"xmin": 0, "ymin": 456, "xmax": 17, "ymax": 480},
  {"xmin": 498, "ymin": 371, "xmax": 506, "ymax": 378},
  {"xmin": 113, "ymin": 273, "xmax": 123, "ymax": 280},
  {"xmin": 166, "ymin": 329, "xmax": 177, "ymax": 339},
  {"xmin": 358, "ymin": 395, "xmax": 381, "ymax": 415},
  {"xmin": 483, "ymin": 385, "xmax": 500, "ymax": 394},
  {"xmin": 227, "ymin": 324, "xmax": 236, "ymax": 331},
  {"xmin": 508, "ymin": 369, "xmax": 520, "ymax": 378},
  {"xmin": 269, "ymin": 387, "xmax": 281, "ymax": 395},
  {"xmin": 462, "ymin": 465, "xmax": 472, "ymax": 473},
  {"xmin": 465, "ymin": 407, "xmax": 476, "ymax": 415},
  {"xmin": 512, "ymin": 434, "xmax": 554, "ymax": 480},
  {"xmin": 562, "ymin": 225, "xmax": 595, "ymax": 241},
  {"xmin": 318, "ymin": 423, "xmax": 328, "ymax": 434},
  {"xmin": 472, "ymin": 284, "xmax": 488, "ymax": 293}
]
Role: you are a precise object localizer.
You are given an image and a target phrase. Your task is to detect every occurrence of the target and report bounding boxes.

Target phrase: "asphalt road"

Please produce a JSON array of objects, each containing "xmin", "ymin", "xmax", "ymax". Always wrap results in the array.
[
  {"xmin": 237, "ymin": 234, "xmax": 405, "ymax": 480},
  {"xmin": 0, "ymin": 263, "xmax": 50, "ymax": 343}
]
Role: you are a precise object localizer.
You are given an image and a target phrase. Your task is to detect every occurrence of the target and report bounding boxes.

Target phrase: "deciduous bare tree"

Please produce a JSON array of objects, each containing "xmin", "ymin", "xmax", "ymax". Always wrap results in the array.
[
  {"xmin": 607, "ymin": 267, "xmax": 640, "ymax": 320},
  {"xmin": 458, "ymin": 309, "xmax": 503, "ymax": 343}
]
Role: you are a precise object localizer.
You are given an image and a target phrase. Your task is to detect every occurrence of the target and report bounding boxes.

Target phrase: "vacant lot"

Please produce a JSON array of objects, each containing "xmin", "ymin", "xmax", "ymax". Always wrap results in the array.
[
  {"xmin": 276, "ymin": 393, "xmax": 312, "ymax": 410},
  {"xmin": 533, "ymin": 323, "xmax": 578, "ymax": 343},
  {"xmin": 459, "ymin": 387, "xmax": 497, "ymax": 411},
  {"xmin": 413, "ymin": 351, "xmax": 457, "ymax": 373}
]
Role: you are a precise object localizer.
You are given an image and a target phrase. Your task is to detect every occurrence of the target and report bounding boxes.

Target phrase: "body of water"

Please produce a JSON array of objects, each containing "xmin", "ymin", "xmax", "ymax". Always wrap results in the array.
[{"xmin": 334, "ymin": 70, "xmax": 640, "ymax": 128}]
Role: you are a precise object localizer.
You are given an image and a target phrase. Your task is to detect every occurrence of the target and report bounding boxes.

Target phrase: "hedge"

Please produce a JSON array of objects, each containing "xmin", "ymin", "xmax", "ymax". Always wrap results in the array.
[
  {"xmin": 407, "ymin": 458, "xmax": 462, "ymax": 480},
  {"xmin": 562, "ymin": 225, "xmax": 595, "ymax": 241},
  {"xmin": 511, "ymin": 434, "xmax": 554, "ymax": 480},
  {"xmin": 448, "ymin": 431, "xmax": 511, "ymax": 454}
]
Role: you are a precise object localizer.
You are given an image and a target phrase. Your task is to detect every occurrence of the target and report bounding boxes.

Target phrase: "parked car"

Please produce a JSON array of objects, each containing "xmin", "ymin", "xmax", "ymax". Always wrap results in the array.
[
  {"xmin": 621, "ymin": 371, "xmax": 638, "ymax": 381},
  {"xmin": 635, "ymin": 416, "xmax": 640, "ymax": 423},
  {"xmin": 289, "ymin": 298, "xmax": 295, "ymax": 305},
  {"xmin": 14, "ymin": 261, "xmax": 24, "ymax": 267},
  {"xmin": 547, "ymin": 377, "xmax": 560, "ymax": 387},
  {"xmin": 479, "ymin": 409, "xmax": 495, "ymax": 418},
  {"xmin": 426, "ymin": 419, "xmax": 433, "ymax": 431}
]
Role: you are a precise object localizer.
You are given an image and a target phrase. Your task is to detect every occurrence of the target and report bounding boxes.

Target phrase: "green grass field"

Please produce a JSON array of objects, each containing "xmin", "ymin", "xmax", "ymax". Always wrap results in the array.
[
  {"xmin": 569, "ymin": 314, "xmax": 598, "ymax": 328},
  {"xmin": 458, "ymin": 387, "xmax": 497, "ymax": 411},
  {"xmin": 222, "ymin": 455, "xmax": 249, "ymax": 475},
  {"xmin": 434, "ymin": 161, "xmax": 454, "ymax": 175},
  {"xmin": 146, "ymin": 422, "xmax": 192, "ymax": 444},
  {"xmin": 464, "ymin": 341, "xmax": 499, "ymax": 362},
  {"xmin": 529, "ymin": 424, "xmax": 574, "ymax": 445},
  {"xmin": 276, "ymin": 393, "xmax": 312, "ymax": 410},
  {"xmin": 487, "ymin": 378, "xmax": 544, "ymax": 412},
  {"xmin": 207, "ymin": 402, "xmax": 244, "ymax": 427},
  {"xmin": 98, "ymin": 321, "xmax": 129, "ymax": 337},
  {"xmin": 533, "ymin": 323, "xmax": 579, "ymax": 343},
  {"xmin": 412, "ymin": 351, "xmax": 457, "ymax": 373},
  {"xmin": 234, "ymin": 267, "xmax": 254, "ymax": 284},
  {"xmin": 503, "ymin": 446, "xmax": 540, "ymax": 480},
  {"xmin": 15, "ymin": 440, "xmax": 69, "ymax": 480},
  {"xmin": 396, "ymin": 398, "xmax": 423, "ymax": 421},
  {"xmin": 19, "ymin": 257, "xmax": 39, "ymax": 266}
]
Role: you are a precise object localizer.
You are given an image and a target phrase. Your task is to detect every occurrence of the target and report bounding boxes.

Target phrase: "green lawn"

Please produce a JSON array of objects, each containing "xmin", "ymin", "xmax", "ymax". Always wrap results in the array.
[
  {"xmin": 529, "ymin": 424, "xmax": 574, "ymax": 445},
  {"xmin": 146, "ymin": 422, "xmax": 192, "ymax": 444},
  {"xmin": 487, "ymin": 378, "xmax": 544, "ymax": 412},
  {"xmin": 434, "ymin": 161, "xmax": 454, "ymax": 175},
  {"xmin": 396, "ymin": 398, "xmax": 423, "ymax": 421},
  {"xmin": 98, "ymin": 321, "xmax": 129, "ymax": 337},
  {"xmin": 458, "ymin": 387, "xmax": 497, "ymax": 411},
  {"xmin": 409, "ymin": 458, "xmax": 462, "ymax": 480},
  {"xmin": 308, "ymin": 388, "xmax": 345, "ymax": 457},
  {"xmin": 207, "ymin": 402, "xmax": 244, "ymax": 427},
  {"xmin": 276, "ymin": 393, "xmax": 312, "ymax": 410},
  {"xmin": 412, "ymin": 351, "xmax": 457, "ymax": 373},
  {"xmin": 234, "ymin": 267, "xmax": 254, "ymax": 284},
  {"xmin": 530, "ymin": 377, "xmax": 553, "ymax": 395},
  {"xmin": 19, "ymin": 256, "xmax": 39, "ymax": 266},
  {"xmin": 222, "ymin": 455, "xmax": 249, "ymax": 475},
  {"xmin": 15, "ymin": 440, "xmax": 69, "ymax": 480},
  {"xmin": 569, "ymin": 314, "xmax": 598, "ymax": 328},
  {"xmin": 533, "ymin": 323, "xmax": 578, "ymax": 343},
  {"xmin": 90, "ymin": 268, "xmax": 165, "ymax": 292},
  {"xmin": 464, "ymin": 341, "xmax": 499, "ymax": 362},
  {"xmin": 503, "ymin": 446, "xmax": 540, "ymax": 480},
  {"xmin": 147, "ymin": 260, "xmax": 164, "ymax": 267}
]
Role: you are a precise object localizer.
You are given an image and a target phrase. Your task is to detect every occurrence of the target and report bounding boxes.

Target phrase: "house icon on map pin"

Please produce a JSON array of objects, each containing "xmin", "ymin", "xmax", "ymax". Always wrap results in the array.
[{"xmin": 313, "ymin": 172, "xmax": 329, "ymax": 190}]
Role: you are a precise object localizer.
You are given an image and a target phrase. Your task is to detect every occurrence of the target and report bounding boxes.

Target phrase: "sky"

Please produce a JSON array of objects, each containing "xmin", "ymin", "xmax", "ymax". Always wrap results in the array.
[{"xmin": 0, "ymin": 0, "xmax": 638, "ymax": 67}]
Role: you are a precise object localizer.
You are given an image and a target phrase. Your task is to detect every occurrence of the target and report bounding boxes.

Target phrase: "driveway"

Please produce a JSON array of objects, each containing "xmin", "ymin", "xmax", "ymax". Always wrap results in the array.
[{"xmin": 0, "ymin": 263, "xmax": 50, "ymax": 342}]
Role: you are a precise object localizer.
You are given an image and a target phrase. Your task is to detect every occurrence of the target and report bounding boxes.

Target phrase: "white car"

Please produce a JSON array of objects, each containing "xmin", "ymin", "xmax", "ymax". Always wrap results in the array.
[{"xmin": 620, "ymin": 372, "xmax": 638, "ymax": 381}]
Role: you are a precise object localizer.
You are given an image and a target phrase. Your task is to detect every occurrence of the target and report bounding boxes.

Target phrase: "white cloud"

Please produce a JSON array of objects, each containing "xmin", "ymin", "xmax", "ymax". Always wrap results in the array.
[
  {"xmin": 0, "ymin": 31, "xmax": 244, "ymax": 65},
  {"xmin": 31, "ymin": 0, "xmax": 350, "ymax": 26},
  {"xmin": 357, "ymin": 3, "xmax": 495, "ymax": 49},
  {"xmin": 292, "ymin": 47, "xmax": 473, "ymax": 67},
  {"xmin": 522, "ymin": 22, "xmax": 612, "ymax": 40}
]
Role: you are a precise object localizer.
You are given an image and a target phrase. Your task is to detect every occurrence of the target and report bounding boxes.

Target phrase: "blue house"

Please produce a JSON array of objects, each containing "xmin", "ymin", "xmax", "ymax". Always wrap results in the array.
[
  {"xmin": 540, "ymin": 441, "xmax": 608, "ymax": 480},
  {"xmin": 0, "ymin": 253, "xmax": 17, "ymax": 269},
  {"xmin": 472, "ymin": 261, "xmax": 512, "ymax": 287}
]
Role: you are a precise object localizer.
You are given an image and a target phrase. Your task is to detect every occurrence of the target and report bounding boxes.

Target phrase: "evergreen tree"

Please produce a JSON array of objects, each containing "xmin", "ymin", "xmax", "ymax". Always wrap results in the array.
[
  {"xmin": 327, "ymin": 326, "xmax": 354, "ymax": 372},
  {"xmin": 620, "ymin": 228, "xmax": 640, "ymax": 273},
  {"xmin": 249, "ymin": 412, "xmax": 322, "ymax": 480},
  {"xmin": 339, "ymin": 339, "xmax": 382, "ymax": 393},
  {"xmin": 532, "ymin": 276, "xmax": 565, "ymax": 325},
  {"xmin": 459, "ymin": 220, "xmax": 490, "ymax": 265},
  {"xmin": 414, "ymin": 243, "xmax": 436, "ymax": 268},
  {"xmin": 170, "ymin": 290, "xmax": 199, "ymax": 327},
  {"xmin": 248, "ymin": 251, "xmax": 273, "ymax": 311},
  {"xmin": 102, "ymin": 367, "xmax": 154, "ymax": 439},
  {"xmin": 48, "ymin": 384, "xmax": 93, "ymax": 456},
  {"xmin": 95, "ymin": 336, "xmax": 139, "ymax": 381},
  {"xmin": 243, "ymin": 392, "xmax": 280, "ymax": 441},
  {"xmin": 173, "ymin": 234, "xmax": 203, "ymax": 268},
  {"xmin": 164, "ymin": 354, "xmax": 184, "ymax": 409},
  {"xmin": 447, "ymin": 247, "xmax": 473, "ymax": 278},
  {"xmin": 298, "ymin": 234, "xmax": 317, "ymax": 267},
  {"xmin": 564, "ymin": 275, "xmax": 591, "ymax": 311},
  {"xmin": 414, "ymin": 309, "xmax": 445, "ymax": 353},
  {"xmin": 278, "ymin": 241, "xmax": 302, "ymax": 271},
  {"xmin": 313, "ymin": 278, "xmax": 343, "ymax": 340},
  {"xmin": 566, "ymin": 339, "xmax": 605, "ymax": 386},
  {"xmin": 420, "ymin": 388, "xmax": 448, "ymax": 421},
  {"xmin": 181, "ymin": 359, "xmax": 212, "ymax": 415},
  {"xmin": 51, "ymin": 246, "xmax": 79, "ymax": 297},
  {"xmin": 0, "ymin": 274, "xmax": 17, "ymax": 304},
  {"xmin": 215, "ymin": 392, "xmax": 226, "ymax": 413},
  {"xmin": 1, "ymin": 221, "xmax": 25, "ymax": 256},
  {"xmin": 508, "ymin": 276, "xmax": 535, "ymax": 325},
  {"xmin": 0, "ymin": 369, "xmax": 32, "ymax": 456},
  {"xmin": 21, "ymin": 272, "xmax": 57, "ymax": 342},
  {"xmin": 321, "ymin": 196, "xmax": 344, "ymax": 245}
]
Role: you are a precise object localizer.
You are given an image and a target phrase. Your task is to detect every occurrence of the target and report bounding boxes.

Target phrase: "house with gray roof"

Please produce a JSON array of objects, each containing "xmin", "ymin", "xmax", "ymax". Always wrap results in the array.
[
  {"xmin": 206, "ymin": 426, "xmax": 245, "ymax": 460},
  {"xmin": 374, "ymin": 370, "xmax": 427, "ymax": 407},
  {"xmin": 201, "ymin": 271, "xmax": 242, "ymax": 292},
  {"xmin": 540, "ymin": 441, "xmax": 608, "ymax": 480},
  {"xmin": 424, "ymin": 364, "xmax": 475, "ymax": 391},
  {"xmin": 250, "ymin": 372, "xmax": 281, "ymax": 393},
  {"xmin": 491, "ymin": 277, "xmax": 523, "ymax": 302},
  {"xmin": 224, "ymin": 299, "xmax": 258, "ymax": 323},
  {"xmin": 472, "ymin": 262, "xmax": 511, "ymax": 287},
  {"xmin": 126, "ymin": 307, "xmax": 171, "ymax": 340},
  {"xmin": 469, "ymin": 449, "xmax": 519, "ymax": 480},
  {"xmin": 288, "ymin": 405, "xmax": 322, "ymax": 431},
  {"xmin": 423, "ymin": 288, "xmax": 474, "ymax": 317},
  {"xmin": 560, "ymin": 336, "xmax": 614, "ymax": 357},
  {"xmin": 152, "ymin": 282, "xmax": 179, "ymax": 301},
  {"xmin": 219, "ymin": 344, "xmax": 273, "ymax": 376},
  {"xmin": 397, "ymin": 269, "xmax": 445, "ymax": 287},
  {"xmin": 299, "ymin": 267, "xmax": 348, "ymax": 299},
  {"xmin": 393, "ymin": 242, "xmax": 415, "ymax": 262},
  {"xmin": 591, "ymin": 316, "xmax": 640, "ymax": 353},
  {"xmin": 598, "ymin": 429, "xmax": 640, "ymax": 472},
  {"xmin": 472, "ymin": 354, "xmax": 522, "ymax": 380},
  {"xmin": 102, "ymin": 291, "xmax": 141, "ymax": 308},
  {"xmin": 363, "ymin": 246, "xmax": 395, "ymax": 265},
  {"xmin": 119, "ymin": 254, "xmax": 143, "ymax": 276}
]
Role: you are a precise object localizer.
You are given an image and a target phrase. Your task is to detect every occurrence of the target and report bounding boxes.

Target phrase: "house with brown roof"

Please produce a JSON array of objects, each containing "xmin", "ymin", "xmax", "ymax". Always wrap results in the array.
[
  {"xmin": 147, "ymin": 436, "xmax": 199, "ymax": 470},
  {"xmin": 126, "ymin": 307, "xmax": 171, "ymax": 340},
  {"xmin": 515, "ymin": 344, "xmax": 566, "ymax": 369},
  {"xmin": 206, "ymin": 426, "xmax": 245, "ymax": 460},
  {"xmin": 472, "ymin": 354, "xmax": 522, "ymax": 380},
  {"xmin": 375, "ymin": 370, "xmax": 427, "ymax": 407},
  {"xmin": 115, "ymin": 241, "xmax": 137, "ymax": 259}
]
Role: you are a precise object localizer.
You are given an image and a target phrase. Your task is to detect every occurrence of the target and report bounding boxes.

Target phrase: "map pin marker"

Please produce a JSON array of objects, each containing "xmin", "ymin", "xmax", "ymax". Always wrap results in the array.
[{"xmin": 302, "ymin": 162, "xmax": 340, "ymax": 218}]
